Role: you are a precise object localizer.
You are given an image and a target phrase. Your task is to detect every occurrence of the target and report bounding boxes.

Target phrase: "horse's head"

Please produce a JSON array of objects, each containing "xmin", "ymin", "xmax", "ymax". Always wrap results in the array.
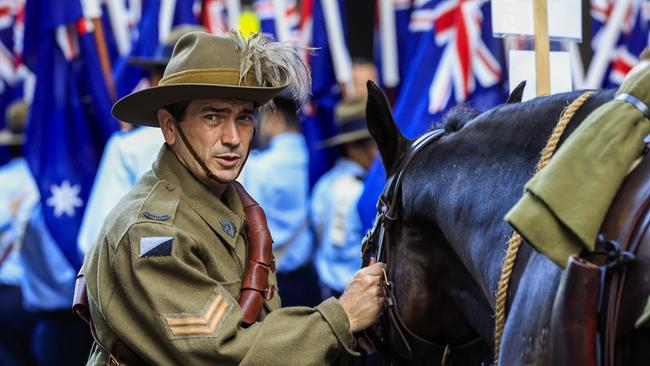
[
  {"xmin": 363, "ymin": 81, "xmax": 492, "ymax": 364},
  {"xmin": 364, "ymin": 80, "xmax": 617, "ymax": 365}
]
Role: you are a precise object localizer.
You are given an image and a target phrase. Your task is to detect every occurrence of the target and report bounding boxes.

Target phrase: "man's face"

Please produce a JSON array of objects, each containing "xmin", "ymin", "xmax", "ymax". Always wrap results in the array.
[{"xmin": 160, "ymin": 99, "xmax": 255, "ymax": 187}]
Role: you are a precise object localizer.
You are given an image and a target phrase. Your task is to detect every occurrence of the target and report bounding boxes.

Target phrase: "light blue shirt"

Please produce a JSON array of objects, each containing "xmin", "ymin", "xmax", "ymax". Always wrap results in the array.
[
  {"xmin": 19, "ymin": 203, "xmax": 77, "ymax": 311},
  {"xmin": 78, "ymin": 127, "xmax": 164, "ymax": 255},
  {"xmin": 239, "ymin": 133, "xmax": 314, "ymax": 273},
  {"xmin": 0, "ymin": 158, "xmax": 36, "ymax": 286},
  {"xmin": 311, "ymin": 158, "xmax": 366, "ymax": 292}
]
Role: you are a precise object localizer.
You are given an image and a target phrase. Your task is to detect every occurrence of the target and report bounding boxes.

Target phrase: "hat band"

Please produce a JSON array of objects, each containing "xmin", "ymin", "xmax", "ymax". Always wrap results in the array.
[
  {"xmin": 159, "ymin": 68, "xmax": 260, "ymax": 87},
  {"xmin": 338, "ymin": 118, "xmax": 368, "ymax": 134}
]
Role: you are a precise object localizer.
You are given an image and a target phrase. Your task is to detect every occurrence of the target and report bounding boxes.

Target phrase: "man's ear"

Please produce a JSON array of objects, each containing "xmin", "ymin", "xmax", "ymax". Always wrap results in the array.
[{"xmin": 158, "ymin": 109, "xmax": 176, "ymax": 146}]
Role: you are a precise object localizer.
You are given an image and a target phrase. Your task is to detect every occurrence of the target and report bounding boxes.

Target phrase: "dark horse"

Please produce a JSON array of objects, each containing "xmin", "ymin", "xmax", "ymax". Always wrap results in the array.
[{"xmin": 363, "ymin": 81, "xmax": 650, "ymax": 365}]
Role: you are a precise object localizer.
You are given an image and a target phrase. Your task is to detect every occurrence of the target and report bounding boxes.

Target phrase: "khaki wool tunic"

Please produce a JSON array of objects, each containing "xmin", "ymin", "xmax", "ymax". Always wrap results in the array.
[{"xmin": 83, "ymin": 145, "xmax": 358, "ymax": 365}]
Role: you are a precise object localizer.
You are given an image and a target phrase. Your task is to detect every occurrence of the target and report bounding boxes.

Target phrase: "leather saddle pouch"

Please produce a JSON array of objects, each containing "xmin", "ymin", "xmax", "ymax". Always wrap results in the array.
[{"xmin": 550, "ymin": 255, "xmax": 600, "ymax": 366}]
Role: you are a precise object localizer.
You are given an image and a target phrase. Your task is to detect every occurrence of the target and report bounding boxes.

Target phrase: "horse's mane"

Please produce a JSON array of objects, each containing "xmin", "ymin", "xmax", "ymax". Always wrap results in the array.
[
  {"xmin": 431, "ymin": 104, "xmax": 482, "ymax": 133},
  {"xmin": 428, "ymin": 89, "xmax": 615, "ymax": 143}
]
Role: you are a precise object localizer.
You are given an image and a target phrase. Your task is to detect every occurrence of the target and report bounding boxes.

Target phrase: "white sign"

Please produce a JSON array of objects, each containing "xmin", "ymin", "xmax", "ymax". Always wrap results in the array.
[
  {"xmin": 509, "ymin": 50, "xmax": 573, "ymax": 101},
  {"xmin": 492, "ymin": 0, "xmax": 582, "ymax": 41}
]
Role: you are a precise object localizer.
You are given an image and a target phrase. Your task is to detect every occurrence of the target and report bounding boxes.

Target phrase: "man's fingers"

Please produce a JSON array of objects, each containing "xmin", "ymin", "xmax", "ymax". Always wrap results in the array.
[{"xmin": 362, "ymin": 262, "xmax": 385, "ymax": 276}]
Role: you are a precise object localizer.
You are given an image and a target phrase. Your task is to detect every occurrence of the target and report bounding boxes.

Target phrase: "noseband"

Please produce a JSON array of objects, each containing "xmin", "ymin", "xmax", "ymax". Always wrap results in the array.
[{"xmin": 360, "ymin": 128, "xmax": 481, "ymax": 364}]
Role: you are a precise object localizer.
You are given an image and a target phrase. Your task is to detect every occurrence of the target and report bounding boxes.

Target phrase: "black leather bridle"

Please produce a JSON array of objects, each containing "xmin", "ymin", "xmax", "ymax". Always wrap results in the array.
[{"xmin": 360, "ymin": 128, "xmax": 482, "ymax": 365}]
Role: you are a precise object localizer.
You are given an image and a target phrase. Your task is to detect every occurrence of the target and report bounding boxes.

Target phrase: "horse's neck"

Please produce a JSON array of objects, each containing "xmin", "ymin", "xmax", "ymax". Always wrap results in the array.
[
  {"xmin": 433, "ymin": 147, "xmax": 540, "ymax": 311},
  {"xmin": 428, "ymin": 90, "xmax": 614, "ymax": 342}
]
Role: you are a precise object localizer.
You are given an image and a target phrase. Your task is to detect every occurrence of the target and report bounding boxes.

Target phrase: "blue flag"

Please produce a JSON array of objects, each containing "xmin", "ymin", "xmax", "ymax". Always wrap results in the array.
[
  {"xmin": 0, "ymin": 12, "xmax": 26, "ymax": 166},
  {"xmin": 24, "ymin": 18, "xmax": 118, "ymax": 269},
  {"xmin": 590, "ymin": 0, "xmax": 650, "ymax": 88},
  {"xmin": 358, "ymin": 0, "xmax": 507, "ymax": 231},
  {"xmin": 113, "ymin": 0, "xmax": 199, "ymax": 98},
  {"xmin": 302, "ymin": 0, "xmax": 348, "ymax": 188}
]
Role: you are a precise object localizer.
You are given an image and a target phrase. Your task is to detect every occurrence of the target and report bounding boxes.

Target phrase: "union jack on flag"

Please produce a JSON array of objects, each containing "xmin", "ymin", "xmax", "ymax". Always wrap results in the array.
[
  {"xmin": 590, "ymin": 0, "xmax": 650, "ymax": 88},
  {"xmin": 254, "ymin": 0, "xmax": 301, "ymax": 44},
  {"xmin": 411, "ymin": 0, "xmax": 502, "ymax": 113},
  {"xmin": 202, "ymin": 0, "xmax": 229, "ymax": 35}
]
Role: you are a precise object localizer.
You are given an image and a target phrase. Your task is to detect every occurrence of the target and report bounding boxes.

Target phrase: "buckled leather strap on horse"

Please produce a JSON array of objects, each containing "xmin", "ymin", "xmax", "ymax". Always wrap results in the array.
[
  {"xmin": 361, "ymin": 128, "xmax": 482, "ymax": 364},
  {"xmin": 596, "ymin": 150, "xmax": 650, "ymax": 365},
  {"xmin": 72, "ymin": 182, "xmax": 276, "ymax": 364}
]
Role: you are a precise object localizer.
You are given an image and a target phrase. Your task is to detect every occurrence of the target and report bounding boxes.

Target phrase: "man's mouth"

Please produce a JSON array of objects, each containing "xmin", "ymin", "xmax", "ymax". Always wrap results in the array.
[{"xmin": 214, "ymin": 154, "xmax": 241, "ymax": 168}]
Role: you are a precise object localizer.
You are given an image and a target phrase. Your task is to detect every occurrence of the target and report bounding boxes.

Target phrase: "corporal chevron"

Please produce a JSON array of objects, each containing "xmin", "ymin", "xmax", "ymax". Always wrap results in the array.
[{"xmin": 164, "ymin": 293, "xmax": 232, "ymax": 337}]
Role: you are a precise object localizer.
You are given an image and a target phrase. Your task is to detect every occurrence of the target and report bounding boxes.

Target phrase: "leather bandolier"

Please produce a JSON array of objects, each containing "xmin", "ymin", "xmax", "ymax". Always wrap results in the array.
[
  {"xmin": 550, "ymin": 147, "xmax": 650, "ymax": 366},
  {"xmin": 72, "ymin": 182, "xmax": 276, "ymax": 366}
]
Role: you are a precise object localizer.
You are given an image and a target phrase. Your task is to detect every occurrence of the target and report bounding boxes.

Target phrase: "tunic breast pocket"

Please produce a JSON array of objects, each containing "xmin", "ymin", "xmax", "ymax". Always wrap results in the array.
[{"xmin": 218, "ymin": 279, "xmax": 242, "ymax": 301}]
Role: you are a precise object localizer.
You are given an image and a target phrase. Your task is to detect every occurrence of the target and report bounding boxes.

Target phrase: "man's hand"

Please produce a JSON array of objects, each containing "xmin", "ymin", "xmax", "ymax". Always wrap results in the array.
[{"xmin": 338, "ymin": 260, "xmax": 386, "ymax": 333}]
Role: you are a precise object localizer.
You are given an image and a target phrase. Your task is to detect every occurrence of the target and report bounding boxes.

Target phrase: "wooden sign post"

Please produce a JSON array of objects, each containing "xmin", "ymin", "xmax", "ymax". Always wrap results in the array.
[
  {"xmin": 492, "ymin": 0, "xmax": 581, "ymax": 101},
  {"xmin": 533, "ymin": 0, "xmax": 551, "ymax": 96}
]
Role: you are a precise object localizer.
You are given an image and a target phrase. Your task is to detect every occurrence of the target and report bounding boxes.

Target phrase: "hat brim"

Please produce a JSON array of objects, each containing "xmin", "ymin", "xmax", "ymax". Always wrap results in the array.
[
  {"xmin": 127, "ymin": 56, "xmax": 169, "ymax": 69},
  {"xmin": 112, "ymin": 83, "xmax": 289, "ymax": 127},
  {"xmin": 0, "ymin": 130, "xmax": 24, "ymax": 146},
  {"xmin": 317, "ymin": 130, "xmax": 372, "ymax": 149}
]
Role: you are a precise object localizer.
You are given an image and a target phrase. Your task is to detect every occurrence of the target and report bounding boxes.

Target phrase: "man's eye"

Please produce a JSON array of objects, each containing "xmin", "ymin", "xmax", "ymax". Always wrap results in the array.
[
  {"xmin": 238, "ymin": 115, "xmax": 253, "ymax": 123},
  {"xmin": 205, "ymin": 114, "xmax": 221, "ymax": 121}
]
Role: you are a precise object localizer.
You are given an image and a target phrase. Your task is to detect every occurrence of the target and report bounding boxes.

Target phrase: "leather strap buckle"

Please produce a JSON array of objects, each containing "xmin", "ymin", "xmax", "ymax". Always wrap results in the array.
[
  {"xmin": 264, "ymin": 284, "xmax": 275, "ymax": 301},
  {"xmin": 107, "ymin": 353, "xmax": 122, "ymax": 366}
]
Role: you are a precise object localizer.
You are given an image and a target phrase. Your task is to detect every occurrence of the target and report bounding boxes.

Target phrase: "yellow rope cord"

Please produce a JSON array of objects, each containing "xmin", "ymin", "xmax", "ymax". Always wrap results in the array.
[{"xmin": 493, "ymin": 91, "xmax": 594, "ymax": 364}]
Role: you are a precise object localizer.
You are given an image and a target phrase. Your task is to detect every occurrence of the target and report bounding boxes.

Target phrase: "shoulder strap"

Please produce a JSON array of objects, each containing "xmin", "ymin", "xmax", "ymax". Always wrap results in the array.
[{"xmin": 232, "ymin": 181, "xmax": 276, "ymax": 326}]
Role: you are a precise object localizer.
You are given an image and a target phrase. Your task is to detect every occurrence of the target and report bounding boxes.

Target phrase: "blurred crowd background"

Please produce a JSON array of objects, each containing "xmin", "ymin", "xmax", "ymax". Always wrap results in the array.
[{"xmin": 0, "ymin": 0, "xmax": 648, "ymax": 364}]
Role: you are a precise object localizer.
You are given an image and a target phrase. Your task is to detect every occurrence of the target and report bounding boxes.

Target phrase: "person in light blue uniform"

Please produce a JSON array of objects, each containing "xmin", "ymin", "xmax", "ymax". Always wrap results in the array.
[
  {"xmin": 239, "ymin": 97, "xmax": 320, "ymax": 307},
  {"xmin": 0, "ymin": 99, "xmax": 93, "ymax": 365},
  {"xmin": 0, "ymin": 100, "xmax": 38, "ymax": 366},
  {"xmin": 77, "ymin": 126, "xmax": 163, "ymax": 254},
  {"xmin": 311, "ymin": 98, "xmax": 377, "ymax": 298},
  {"xmin": 18, "ymin": 200, "xmax": 93, "ymax": 365},
  {"xmin": 78, "ymin": 25, "xmax": 203, "ymax": 255}
]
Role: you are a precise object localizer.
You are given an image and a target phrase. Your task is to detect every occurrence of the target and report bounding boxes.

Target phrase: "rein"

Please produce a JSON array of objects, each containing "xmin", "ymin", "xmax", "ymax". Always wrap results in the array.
[{"xmin": 361, "ymin": 128, "xmax": 482, "ymax": 364}]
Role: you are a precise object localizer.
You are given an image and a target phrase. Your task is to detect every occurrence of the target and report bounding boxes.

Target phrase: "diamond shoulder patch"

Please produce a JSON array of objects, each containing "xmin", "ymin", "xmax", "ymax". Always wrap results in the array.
[
  {"xmin": 161, "ymin": 287, "xmax": 234, "ymax": 339},
  {"xmin": 139, "ymin": 237, "xmax": 173, "ymax": 257}
]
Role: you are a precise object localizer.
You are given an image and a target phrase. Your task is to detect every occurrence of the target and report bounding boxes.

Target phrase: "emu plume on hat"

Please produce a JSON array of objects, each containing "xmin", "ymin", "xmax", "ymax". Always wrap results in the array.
[
  {"xmin": 113, "ymin": 30, "xmax": 312, "ymax": 127},
  {"xmin": 318, "ymin": 97, "xmax": 372, "ymax": 148},
  {"xmin": 127, "ymin": 24, "xmax": 207, "ymax": 69}
]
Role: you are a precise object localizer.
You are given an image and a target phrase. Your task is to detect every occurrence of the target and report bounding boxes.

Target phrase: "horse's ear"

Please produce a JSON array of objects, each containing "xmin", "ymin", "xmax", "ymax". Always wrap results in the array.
[
  {"xmin": 506, "ymin": 81, "xmax": 526, "ymax": 104},
  {"xmin": 366, "ymin": 81, "xmax": 407, "ymax": 174}
]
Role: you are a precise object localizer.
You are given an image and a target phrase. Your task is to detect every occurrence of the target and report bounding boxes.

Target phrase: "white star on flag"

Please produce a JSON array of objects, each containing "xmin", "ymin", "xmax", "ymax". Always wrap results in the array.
[{"xmin": 46, "ymin": 180, "xmax": 83, "ymax": 218}]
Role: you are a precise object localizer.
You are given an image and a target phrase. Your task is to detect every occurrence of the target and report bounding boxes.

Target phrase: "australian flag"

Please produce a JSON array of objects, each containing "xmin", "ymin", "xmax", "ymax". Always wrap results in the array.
[
  {"xmin": 112, "ymin": 0, "xmax": 199, "ymax": 98},
  {"xmin": 0, "ymin": 0, "xmax": 30, "ymax": 166},
  {"xmin": 358, "ymin": 0, "xmax": 507, "ymax": 230},
  {"xmin": 23, "ymin": 0, "xmax": 118, "ymax": 270},
  {"xmin": 254, "ymin": 0, "xmax": 301, "ymax": 43},
  {"xmin": 591, "ymin": 0, "xmax": 650, "ymax": 88},
  {"xmin": 303, "ymin": 0, "xmax": 344, "ymax": 187}
]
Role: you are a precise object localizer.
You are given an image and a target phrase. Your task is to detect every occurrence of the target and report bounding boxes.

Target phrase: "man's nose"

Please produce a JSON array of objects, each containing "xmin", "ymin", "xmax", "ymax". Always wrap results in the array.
[{"xmin": 221, "ymin": 119, "xmax": 241, "ymax": 147}]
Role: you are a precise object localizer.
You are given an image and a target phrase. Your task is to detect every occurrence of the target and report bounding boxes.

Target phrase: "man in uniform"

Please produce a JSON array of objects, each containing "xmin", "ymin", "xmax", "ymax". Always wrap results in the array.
[{"xmin": 82, "ymin": 31, "xmax": 385, "ymax": 365}]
